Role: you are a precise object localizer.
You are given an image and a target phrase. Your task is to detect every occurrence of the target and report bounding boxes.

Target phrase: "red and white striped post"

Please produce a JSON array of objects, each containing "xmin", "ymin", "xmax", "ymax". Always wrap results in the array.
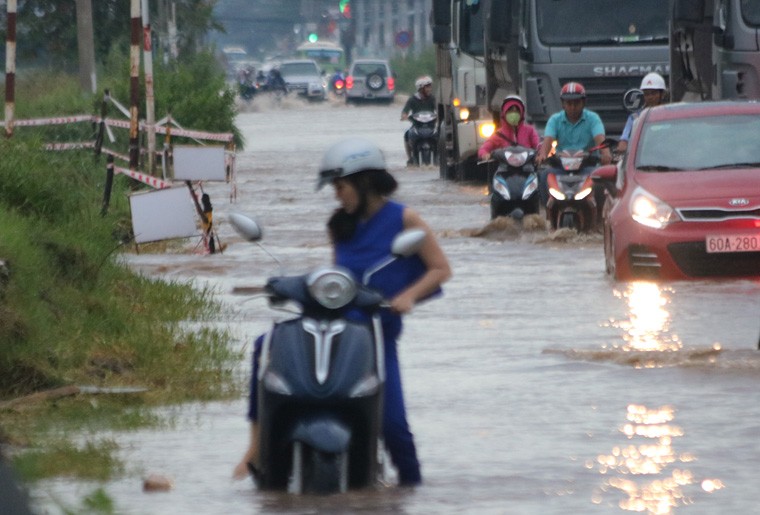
[
  {"xmin": 4, "ymin": 0, "xmax": 17, "ymax": 138},
  {"xmin": 129, "ymin": 0, "xmax": 142, "ymax": 170},
  {"xmin": 142, "ymin": 0, "xmax": 156, "ymax": 174}
]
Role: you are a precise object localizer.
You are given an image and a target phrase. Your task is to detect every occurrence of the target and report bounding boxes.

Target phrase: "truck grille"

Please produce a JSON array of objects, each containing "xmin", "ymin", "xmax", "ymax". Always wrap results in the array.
[{"xmin": 564, "ymin": 76, "xmax": 667, "ymax": 133}]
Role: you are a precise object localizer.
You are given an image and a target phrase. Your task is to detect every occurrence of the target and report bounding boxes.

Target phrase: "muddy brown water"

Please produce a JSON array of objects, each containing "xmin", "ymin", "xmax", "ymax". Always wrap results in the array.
[{"xmin": 31, "ymin": 96, "xmax": 760, "ymax": 515}]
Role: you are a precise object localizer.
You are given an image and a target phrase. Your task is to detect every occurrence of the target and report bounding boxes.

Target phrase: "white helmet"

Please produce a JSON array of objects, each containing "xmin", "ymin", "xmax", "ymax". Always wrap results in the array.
[
  {"xmin": 317, "ymin": 137, "xmax": 386, "ymax": 190},
  {"xmin": 415, "ymin": 75, "xmax": 433, "ymax": 91},
  {"xmin": 640, "ymin": 72, "xmax": 666, "ymax": 91}
]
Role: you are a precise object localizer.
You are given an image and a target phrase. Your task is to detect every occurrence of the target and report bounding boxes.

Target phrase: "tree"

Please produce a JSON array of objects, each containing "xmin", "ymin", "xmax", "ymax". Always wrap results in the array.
[{"xmin": 0, "ymin": 0, "xmax": 220, "ymax": 69}]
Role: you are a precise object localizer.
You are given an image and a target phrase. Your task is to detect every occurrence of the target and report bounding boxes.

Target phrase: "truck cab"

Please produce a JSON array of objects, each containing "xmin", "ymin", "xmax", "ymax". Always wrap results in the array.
[
  {"xmin": 671, "ymin": 0, "xmax": 760, "ymax": 102},
  {"xmin": 433, "ymin": 0, "xmax": 495, "ymax": 182},
  {"xmin": 433, "ymin": 0, "xmax": 671, "ymax": 182}
]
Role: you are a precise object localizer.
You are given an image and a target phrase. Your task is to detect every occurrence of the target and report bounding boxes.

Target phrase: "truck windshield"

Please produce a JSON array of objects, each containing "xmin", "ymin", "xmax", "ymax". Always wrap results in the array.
[
  {"xmin": 535, "ymin": 0, "xmax": 668, "ymax": 46},
  {"xmin": 459, "ymin": 0, "xmax": 484, "ymax": 55},
  {"xmin": 742, "ymin": 0, "xmax": 760, "ymax": 27}
]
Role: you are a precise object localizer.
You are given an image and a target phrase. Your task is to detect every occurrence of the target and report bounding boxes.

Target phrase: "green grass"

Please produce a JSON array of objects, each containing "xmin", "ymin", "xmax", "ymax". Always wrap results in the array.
[{"xmin": 0, "ymin": 71, "xmax": 243, "ymax": 484}]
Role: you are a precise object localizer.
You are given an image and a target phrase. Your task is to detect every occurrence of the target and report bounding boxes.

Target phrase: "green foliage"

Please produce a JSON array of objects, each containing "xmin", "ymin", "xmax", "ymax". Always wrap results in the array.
[
  {"xmin": 101, "ymin": 47, "xmax": 244, "ymax": 148},
  {"xmin": 0, "ymin": 137, "xmax": 242, "ymax": 480},
  {"xmin": 391, "ymin": 48, "xmax": 437, "ymax": 95},
  {"xmin": 13, "ymin": 440, "xmax": 123, "ymax": 481},
  {"xmin": 0, "ymin": 1, "xmax": 218, "ymax": 71}
]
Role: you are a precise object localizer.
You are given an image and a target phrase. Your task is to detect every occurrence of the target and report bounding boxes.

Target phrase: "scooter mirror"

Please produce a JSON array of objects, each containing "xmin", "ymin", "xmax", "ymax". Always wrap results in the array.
[
  {"xmin": 391, "ymin": 229, "xmax": 426, "ymax": 257},
  {"xmin": 623, "ymin": 88, "xmax": 644, "ymax": 112},
  {"xmin": 229, "ymin": 212, "xmax": 263, "ymax": 242}
]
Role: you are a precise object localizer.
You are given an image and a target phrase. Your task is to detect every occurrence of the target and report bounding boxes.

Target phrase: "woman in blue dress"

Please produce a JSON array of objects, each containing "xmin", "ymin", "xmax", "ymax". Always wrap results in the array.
[{"xmin": 234, "ymin": 137, "xmax": 451, "ymax": 486}]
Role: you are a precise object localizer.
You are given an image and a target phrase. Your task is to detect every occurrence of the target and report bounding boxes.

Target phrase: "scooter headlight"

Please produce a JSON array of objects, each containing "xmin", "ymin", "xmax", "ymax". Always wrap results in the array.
[
  {"xmin": 506, "ymin": 151, "xmax": 528, "ymax": 168},
  {"xmin": 349, "ymin": 375, "xmax": 381, "ymax": 397},
  {"xmin": 549, "ymin": 187, "xmax": 566, "ymax": 201},
  {"xmin": 629, "ymin": 187, "xmax": 679, "ymax": 229},
  {"xmin": 492, "ymin": 176, "xmax": 510, "ymax": 200},
  {"xmin": 574, "ymin": 186, "xmax": 593, "ymax": 200},
  {"xmin": 479, "ymin": 122, "xmax": 495, "ymax": 139},
  {"xmin": 306, "ymin": 268, "xmax": 357, "ymax": 310},
  {"xmin": 522, "ymin": 176, "xmax": 538, "ymax": 200},
  {"xmin": 560, "ymin": 156, "xmax": 583, "ymax": 171},
  {"xmin": 263, "ymin": 370, "xmax": 292, "ymax": 395}
]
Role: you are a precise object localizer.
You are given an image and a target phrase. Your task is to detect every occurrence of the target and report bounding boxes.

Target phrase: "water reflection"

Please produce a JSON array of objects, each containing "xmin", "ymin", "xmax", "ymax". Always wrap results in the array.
[
  {"xmin": 591, "ymin": 404, "xmax": 724, "ymax": 514},
  {"xmin": 552, "ymin": 281, "xmax": 725, "ymax": 367},
  {"xmin": 615, "ymin": 282, "xmax": 681, "ymax": 355}
]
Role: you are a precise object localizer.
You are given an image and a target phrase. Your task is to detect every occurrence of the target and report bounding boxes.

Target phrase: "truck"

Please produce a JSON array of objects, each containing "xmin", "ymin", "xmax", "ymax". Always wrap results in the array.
[
  {"xmin": 669, "ymin": 0, "xmax": 760, "ymax": 102},
  {"xmin": 431, "ymin": 0, "xmax": 671, "ymax": 182}
]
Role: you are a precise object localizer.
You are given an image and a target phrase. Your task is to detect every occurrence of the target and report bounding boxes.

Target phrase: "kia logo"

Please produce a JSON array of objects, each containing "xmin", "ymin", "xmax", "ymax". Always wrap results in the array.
[{"xmin": 729, "ymin": 198, "xmax": 750, "ymax": 206}]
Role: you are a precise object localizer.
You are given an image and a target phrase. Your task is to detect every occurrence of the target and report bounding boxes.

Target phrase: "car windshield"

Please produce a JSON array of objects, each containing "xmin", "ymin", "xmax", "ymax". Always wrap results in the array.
[
  {"xmin": 352, "ymin": 63, "xmax": 388, "ymax": 78},
  {"xmin": 459, "ymin": 0, "xmax": 484, "ymax": 55},
  {"xmin": 535, "ymin": 0, "xmax": 668, "ymax": 46},
  {"xmin": 742, "ymin": 0, "xmax": 760, "ymax": 26},
  {"xmin": 280, "ymin": 63, "xmax": 319, "ymax": 77},
  {"xmin": 635, "ymin": 114, "xmax": 760, "ymax": 171}
]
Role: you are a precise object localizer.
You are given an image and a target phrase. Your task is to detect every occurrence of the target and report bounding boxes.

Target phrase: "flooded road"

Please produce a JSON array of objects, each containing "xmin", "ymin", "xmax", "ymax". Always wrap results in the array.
[{"xmin": 33, "ymin": 96, "xmax": 760, "ymax": 514}]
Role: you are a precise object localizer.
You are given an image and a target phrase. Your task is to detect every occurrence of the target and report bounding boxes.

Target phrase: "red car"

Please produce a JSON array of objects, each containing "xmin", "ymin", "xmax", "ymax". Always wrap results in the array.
[{"xmin": 592, "ymin": 101, "xmax": 760, "ymax": 281}]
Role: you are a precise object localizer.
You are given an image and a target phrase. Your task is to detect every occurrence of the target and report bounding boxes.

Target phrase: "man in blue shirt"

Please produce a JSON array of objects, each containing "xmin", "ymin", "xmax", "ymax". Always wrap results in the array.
[{"xmin": 534, "ymin": 82, "xmax": 611, "ymax": 207}]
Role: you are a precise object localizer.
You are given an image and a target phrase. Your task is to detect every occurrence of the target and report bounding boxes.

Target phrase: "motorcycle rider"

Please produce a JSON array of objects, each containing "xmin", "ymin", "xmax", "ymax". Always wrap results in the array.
[
  {"xmin": 401, "ymin": 76, "xmax": 436, "ymax": 167},
  {"xmin": 266, "ymin": 67, "xmax": 287, "ymax": 95},
  {"xmin": 234, "ymin": 137, "xmax": 452, "ymax": 487},
  {"xmin": 535, "ymin": 82, "xmax": 612, "ymax": 208},
  {"xmin": 617, "ymin": 72, "xmax": 667, "ymax": 153},
  {"xmin": 478, "ymin": 95, "xmax": 541, "ymax": 161}
]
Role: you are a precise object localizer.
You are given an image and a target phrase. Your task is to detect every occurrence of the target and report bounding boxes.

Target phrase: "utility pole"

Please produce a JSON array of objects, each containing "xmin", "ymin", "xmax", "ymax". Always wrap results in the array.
[
  {"xmin": 75, "ymin": 0, "xmax": 97, "ymax": 94},
  {"xmin": 4, "ymin": 0, "xmax": 17, "ymax": 138},
  {"xmin": 129, "ymin": 0, "xmax": 142, "ymax": 171}
]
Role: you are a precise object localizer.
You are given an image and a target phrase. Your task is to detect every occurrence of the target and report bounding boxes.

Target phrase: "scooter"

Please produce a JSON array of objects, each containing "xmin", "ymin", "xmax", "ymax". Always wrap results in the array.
[
  {"xmin": 408, "ymin": 111, "xmax": 439, "ymax": 166},
  {"xmin": 488, "ymin": 145, "xmax": 540, "ymax": 220},
  {"xmin": 543, "ymin": 144, "xmax": 608, "ymax": 231},
  {"xmin": 229, "ymin": 213, "xmax": 425, "ymax": 494},
  {"xmin": 331, "ymin": 71, "xmax": 346, "ymax": 96}
]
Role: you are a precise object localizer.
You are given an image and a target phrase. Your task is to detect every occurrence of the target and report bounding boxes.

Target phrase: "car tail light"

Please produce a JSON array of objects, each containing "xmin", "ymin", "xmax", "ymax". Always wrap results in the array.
[
  {"xmin": 346, "ymin": 76, "xmax": 354, "ymax": 89},
  {"xmin": 387, "ymin": 77, "xmax": 395, "ymax": 91}
]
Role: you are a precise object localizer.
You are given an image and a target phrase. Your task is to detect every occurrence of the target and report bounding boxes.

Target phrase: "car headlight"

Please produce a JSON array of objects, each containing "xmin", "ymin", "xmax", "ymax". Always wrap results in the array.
[
  {"xmin": 459, "ymin": 107, "xmax": 470, "ymax": 121},
  {"xmin": 629, "ymin": 187, "xmax": 679, "ymax": 229},
  {"xmin": 306, "ymin": 267, "xmax": 357, "ymax": 309}
]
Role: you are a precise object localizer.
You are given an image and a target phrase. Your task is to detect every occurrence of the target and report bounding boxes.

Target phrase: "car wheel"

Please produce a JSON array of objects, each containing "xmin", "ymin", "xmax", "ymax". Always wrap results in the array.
[{"xmin": 366, "ymin": 73, "xmax": 385, "ymax": 91}]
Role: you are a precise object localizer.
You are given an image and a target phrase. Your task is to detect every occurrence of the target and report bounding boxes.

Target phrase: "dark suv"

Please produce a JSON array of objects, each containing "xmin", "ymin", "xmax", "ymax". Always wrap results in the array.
[{"xmin": 345, "ymin": 59, "xmax": 395, "ymax": 104}]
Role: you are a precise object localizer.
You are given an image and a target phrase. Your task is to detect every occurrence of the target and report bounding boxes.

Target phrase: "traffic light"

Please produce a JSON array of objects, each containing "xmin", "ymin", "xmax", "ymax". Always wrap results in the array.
[
  {"xmin": 308, "ymin": 32, "xmax": 319, "ymax": 43},
  {"xmin": 339, "ymin": 0, "xmax": 351, "ymax": 18}
]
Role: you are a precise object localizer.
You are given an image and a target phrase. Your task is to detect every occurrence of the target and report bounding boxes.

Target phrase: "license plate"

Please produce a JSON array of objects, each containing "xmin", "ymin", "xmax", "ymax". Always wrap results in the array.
[{"xmin": 705, "ymin": 233, "xmax": 760, "ymax": 253}]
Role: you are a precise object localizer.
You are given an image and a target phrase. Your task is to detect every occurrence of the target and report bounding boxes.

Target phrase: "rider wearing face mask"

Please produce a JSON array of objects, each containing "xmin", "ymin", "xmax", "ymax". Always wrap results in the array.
[{"xmin": 478, "ymin": 95, "xmax": 541, "ymax": 161}]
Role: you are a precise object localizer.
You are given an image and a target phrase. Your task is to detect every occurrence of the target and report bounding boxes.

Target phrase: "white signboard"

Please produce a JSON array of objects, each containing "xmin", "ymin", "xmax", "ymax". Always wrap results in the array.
[
  {"xmin": 173, "ymin": 145, "xmax": 227, "ymax": 181},
  {"xmin": 129, "ymin": 187, "xmax": 199, "ymax": 244}
]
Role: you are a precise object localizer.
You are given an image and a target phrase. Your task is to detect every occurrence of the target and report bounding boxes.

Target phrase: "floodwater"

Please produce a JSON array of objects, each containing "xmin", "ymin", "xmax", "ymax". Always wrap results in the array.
[{"xmin": 31, "ymin": 95, "xmax": 760, "ymax": 515}]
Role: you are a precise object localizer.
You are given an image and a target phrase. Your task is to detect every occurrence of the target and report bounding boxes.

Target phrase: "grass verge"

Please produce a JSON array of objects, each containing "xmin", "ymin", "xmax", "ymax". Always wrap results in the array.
[{"xmin": 0, "ymin": 83, "xmax": 242, "ymax": 486}]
